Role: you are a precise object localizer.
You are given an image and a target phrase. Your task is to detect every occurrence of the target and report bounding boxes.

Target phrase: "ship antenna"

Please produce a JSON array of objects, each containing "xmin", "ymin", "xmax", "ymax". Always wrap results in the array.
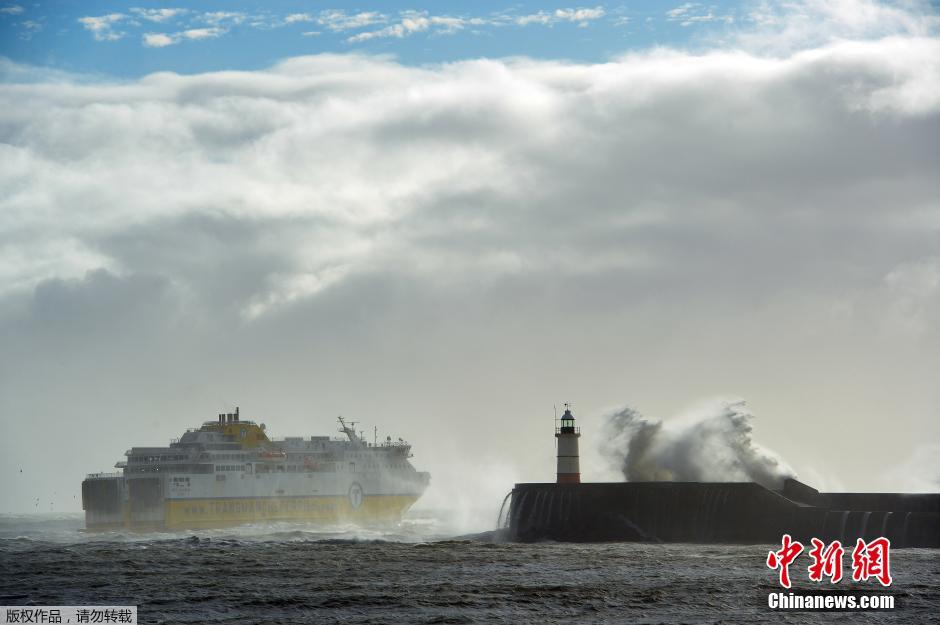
[{"xmin": 554, "ymin": 404, "xmax": 558, "ymax": 450}]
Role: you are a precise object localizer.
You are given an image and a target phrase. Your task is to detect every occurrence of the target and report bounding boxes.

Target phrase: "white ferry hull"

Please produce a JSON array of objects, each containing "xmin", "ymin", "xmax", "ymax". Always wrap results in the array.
[{"xmin": 82, "ymin": 411, "xmax": 430, "ymax": 531}]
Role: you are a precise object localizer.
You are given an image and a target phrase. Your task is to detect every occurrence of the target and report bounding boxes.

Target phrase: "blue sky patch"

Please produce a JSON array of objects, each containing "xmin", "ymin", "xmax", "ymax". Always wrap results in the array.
[{"xmin": 1, "ymin": 1, "xmax": 755, "ymax": 76}]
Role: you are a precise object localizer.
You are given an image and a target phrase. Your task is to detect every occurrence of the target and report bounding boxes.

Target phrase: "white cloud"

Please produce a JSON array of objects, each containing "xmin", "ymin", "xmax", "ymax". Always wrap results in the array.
[
  {"xmin": 77, "ymin": 13, "xmax": 126, "ymax": 41},
  {"xmin": 667, "ymin": 3, "xmax": 697, "ymax": 19},
  {"xmin": 0, "ymin": 236, "xmax": 116, "ymax": 297},
  {"xmin": 200, "ymin": 11, "xmax": 247, "ymax": 26},
  {"xmin": 17, "ymin": 18, "xmax": 41, "ymax": 39},
  {"xmin": 682, "ymin": 13, "xmax": 717, "ymax": 26},
  {"xmin": 515, "ymin": 12, "xmax": 553, "ymax": 26},
  {"xmin": 347, "ymin": 11, "xmax": 469, "ymax": 42},
  {"xmin": 555, "ymin": 6, "xmax": 606, "ymax": 24},
  {"xmin": 78, "ymin": 8, "xmax": 247, "ymax": 45},
  {"xmin": 427, "ymin": 15, "xmax": 467, "ymax": 33},
  {"xmin": 142, "ymin": 27, "xmax": 226, "ymax": 47},
  {"xmin": 245, "ymin": 266, "xmax": 352, "ymax": 319},
  {"xmin": 318, "ymin": 10, "xmax": 386, "ymax": 32},
  {"xmin": 129, "ymin": 8, "xmax": 186, "ymax": 23},
  {"xmin": 183, "ymin": 27, "xmax": 224, "ymax": 40},
  {"xmin": 142, "ymin": 32, "xmax": 175, "ymax": 47},
  {"xmin": 347, "ymin": 15, "xmax": 430, "ymax": 42},
  {"xmin": 665, "ymin": 2, "xmax": 731, "ymax": 27},
  {"xmin": 740, "ymin": 0, "xmax": 940, "ymax": 53},
  {"xmin": 284, "ymin": 13, "xmax": 315, "ymax": 24},
  {"xmin": 513, "ymin": 6, "xmax": 606, "ymax": 27},
  {"xmin": 0, "ymin": 4, "xmax": 24, "ymax": 15}
]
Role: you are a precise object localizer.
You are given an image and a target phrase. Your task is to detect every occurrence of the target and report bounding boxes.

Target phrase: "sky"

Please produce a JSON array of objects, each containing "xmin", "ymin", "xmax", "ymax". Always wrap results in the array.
[
  {"xmin": 1, "ymin": 0, "xmax": 939, "ymax": 518},
  {"xmin": 3, "ymin": 1, "xmax": 777, "ymax": 75}
]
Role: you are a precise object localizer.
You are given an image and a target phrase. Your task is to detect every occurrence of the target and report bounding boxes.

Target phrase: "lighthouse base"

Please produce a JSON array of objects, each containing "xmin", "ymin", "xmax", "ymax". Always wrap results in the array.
[{"xmin": 507, "ymin": 479, "xmax": 940, "ymax": 547}]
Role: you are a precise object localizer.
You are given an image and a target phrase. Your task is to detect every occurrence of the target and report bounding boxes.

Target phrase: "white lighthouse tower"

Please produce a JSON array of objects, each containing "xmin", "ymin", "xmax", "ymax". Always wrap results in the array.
[{"xmin": 555, "ymin": 404, "xmax": 581, "ymax": 484}]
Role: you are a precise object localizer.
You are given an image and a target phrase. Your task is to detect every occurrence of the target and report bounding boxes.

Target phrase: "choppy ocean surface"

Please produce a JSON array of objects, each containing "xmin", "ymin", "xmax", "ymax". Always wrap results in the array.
[{"xmin": 1, "ymin": 513, "xmax": 936, "ymax": 624}]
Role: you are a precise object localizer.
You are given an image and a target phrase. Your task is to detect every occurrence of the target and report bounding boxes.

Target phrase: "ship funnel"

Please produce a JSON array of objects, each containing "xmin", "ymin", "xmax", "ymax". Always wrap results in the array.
[{"xmin": 235, "ymin": 406, "xmax": 239, "ymax": 422}]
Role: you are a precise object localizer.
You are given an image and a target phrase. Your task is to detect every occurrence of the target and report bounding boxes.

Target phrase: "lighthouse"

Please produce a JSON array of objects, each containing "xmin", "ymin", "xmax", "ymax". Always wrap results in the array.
[{"xmin": 555, "ymin": 404, "xmax": 581, "ymax": 484}]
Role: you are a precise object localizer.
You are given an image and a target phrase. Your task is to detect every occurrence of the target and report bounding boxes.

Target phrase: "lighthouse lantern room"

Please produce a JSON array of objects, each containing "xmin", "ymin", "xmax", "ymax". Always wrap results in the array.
[{"xmin": 555, "ymin": 404, "xmax": 581, "ymax": 484}]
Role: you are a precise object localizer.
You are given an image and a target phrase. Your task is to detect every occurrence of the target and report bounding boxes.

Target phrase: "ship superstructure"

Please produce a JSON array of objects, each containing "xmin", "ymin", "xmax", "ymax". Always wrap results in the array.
[{"xmin": 82, "ymin": 408, "xmax": 430, "ymax": 530}]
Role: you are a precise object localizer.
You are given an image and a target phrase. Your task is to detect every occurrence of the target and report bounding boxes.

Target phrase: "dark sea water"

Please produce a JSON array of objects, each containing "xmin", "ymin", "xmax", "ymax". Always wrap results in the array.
[{"xmin": 1, "ymin": 513, "xmax": 937, "ymax": 624}]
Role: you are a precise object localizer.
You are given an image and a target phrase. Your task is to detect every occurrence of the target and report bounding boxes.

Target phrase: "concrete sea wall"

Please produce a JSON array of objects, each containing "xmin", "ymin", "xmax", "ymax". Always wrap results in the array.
[{"xmin": 507, "ymin": 480, "xmax": 940, "ymax": 546}]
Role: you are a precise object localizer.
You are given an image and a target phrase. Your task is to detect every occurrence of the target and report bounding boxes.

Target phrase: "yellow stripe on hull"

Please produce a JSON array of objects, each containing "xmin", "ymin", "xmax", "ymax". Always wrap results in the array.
[{"xmin": 160, "ymin": 495, "xmax": 419, "ymax": 530}]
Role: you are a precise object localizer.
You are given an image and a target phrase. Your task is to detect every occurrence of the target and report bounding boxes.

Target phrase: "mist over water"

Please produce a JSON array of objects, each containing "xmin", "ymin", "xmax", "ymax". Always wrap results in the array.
[
  {"xmin": 882, "ymin": 443, "xmax": 940, "ymax": 493},
  {"xmin": 412, "ymin": 458, "xmax": 519, "ymax": 536},
  {"xmin": 600, "ymin": 399, "xmax": 795, "ymax": 490}
]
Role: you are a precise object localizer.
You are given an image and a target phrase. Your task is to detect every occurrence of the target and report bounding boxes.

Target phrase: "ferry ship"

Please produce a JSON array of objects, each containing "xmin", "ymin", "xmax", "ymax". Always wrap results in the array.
[{"xmin": 82, "ymin": 408, "xmax": 430, "ymax": 530}]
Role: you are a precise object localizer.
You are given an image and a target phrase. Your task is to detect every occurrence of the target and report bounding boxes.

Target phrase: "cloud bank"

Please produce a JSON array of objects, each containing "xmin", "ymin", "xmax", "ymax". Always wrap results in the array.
[{"xmin": 3, "ymin": 38, "xmax": 938, "ymax": 309}]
